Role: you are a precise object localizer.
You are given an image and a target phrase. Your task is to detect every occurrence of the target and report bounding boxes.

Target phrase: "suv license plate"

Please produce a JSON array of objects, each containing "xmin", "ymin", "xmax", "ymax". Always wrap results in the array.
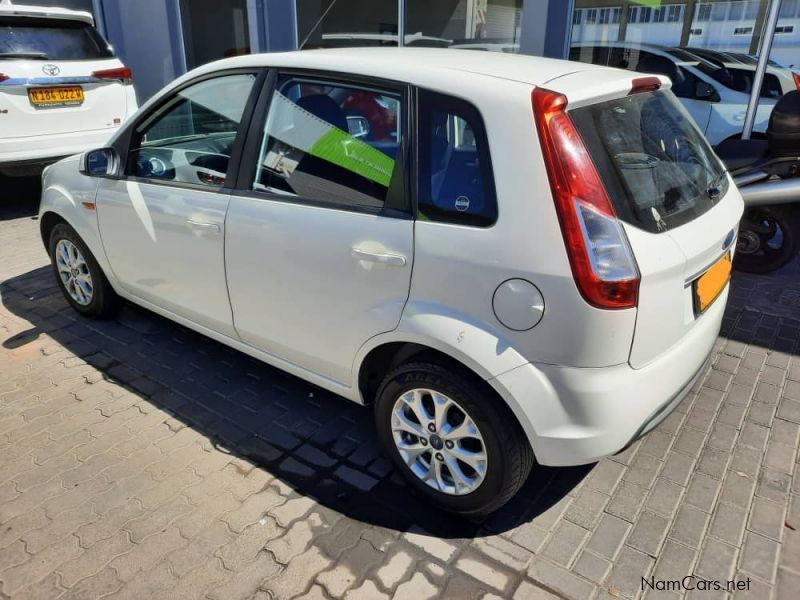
[
  {"xmin": 28, "ymin": 86, "xmax": 85, "ymax": 108},
  {"xmin": 694, "ymin": 252, "xmax": 732, "ymax": 315}
]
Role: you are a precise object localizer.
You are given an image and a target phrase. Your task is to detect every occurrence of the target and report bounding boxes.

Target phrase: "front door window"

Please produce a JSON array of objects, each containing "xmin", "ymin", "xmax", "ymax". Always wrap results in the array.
[{"xmin": 127, "ymin": 73, "xmax": 256, "ymax": 187}]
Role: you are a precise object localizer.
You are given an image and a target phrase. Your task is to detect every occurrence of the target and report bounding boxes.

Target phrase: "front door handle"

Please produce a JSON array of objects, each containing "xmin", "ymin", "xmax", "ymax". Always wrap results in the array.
[
  {"xmin": 351, "ymin": 247, "xmax": 407, "ymax": 267},
  {"xmin": 187, "ymin": 220, "xmax": 221, "ymax": 233}
]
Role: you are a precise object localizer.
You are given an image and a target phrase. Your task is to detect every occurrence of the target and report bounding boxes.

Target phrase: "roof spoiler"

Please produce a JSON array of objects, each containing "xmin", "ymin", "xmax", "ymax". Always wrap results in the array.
[{"xmin": 0, "ymin": 0, "xmax": 95, "ymax": 26}]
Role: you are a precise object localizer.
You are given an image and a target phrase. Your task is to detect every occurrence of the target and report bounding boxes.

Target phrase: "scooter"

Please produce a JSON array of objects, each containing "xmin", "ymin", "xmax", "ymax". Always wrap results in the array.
[{"xmin": 715, "ymin": 90, "xmax": 800, "ymax": 274}]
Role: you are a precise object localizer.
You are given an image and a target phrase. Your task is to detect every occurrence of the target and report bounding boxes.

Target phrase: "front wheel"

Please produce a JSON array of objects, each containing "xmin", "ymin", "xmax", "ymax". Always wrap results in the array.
[
  {"xmin": 735, "ymin": 206, "xmax": 799, "ymax": 274},
  {"xmin": 374, "ymin": 360, "xmax": 533, "ymax": 516},
  {"xmin": 49, "ymin": 223, "xmax": 120, "ymax": 318}
]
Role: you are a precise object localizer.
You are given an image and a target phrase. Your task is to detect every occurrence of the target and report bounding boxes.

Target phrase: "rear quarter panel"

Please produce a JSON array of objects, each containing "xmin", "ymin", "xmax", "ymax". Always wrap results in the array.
[{"xmin": 405, "ymin": 73, "xmax": 637, "ymax": 370}]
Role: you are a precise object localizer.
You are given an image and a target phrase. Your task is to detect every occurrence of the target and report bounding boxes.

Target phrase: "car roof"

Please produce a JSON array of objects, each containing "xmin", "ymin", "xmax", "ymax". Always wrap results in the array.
[
  {"xmin": 191, "ymin": 47, "xmax": 607, "ymax": 87},
  {"xmin": 0, "ymin": 0, "xmax": 94, "ymax": 25}
]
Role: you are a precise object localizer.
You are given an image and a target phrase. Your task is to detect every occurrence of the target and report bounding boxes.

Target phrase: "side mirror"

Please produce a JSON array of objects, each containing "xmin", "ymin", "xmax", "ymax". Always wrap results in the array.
[
  {"xmin": 347, "ymin": 115, "xmax": 371, "ymax": 139},
  {"xmin": 79, "ymin": 147, "xmax": 118, "ymax": 177},
  {"xmin": 695, "ymin": 81, "xmax": 719, "ymax": 102}
]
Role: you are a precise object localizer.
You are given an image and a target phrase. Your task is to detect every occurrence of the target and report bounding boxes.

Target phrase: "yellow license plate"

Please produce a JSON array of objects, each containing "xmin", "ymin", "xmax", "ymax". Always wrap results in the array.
[
  {"xmin": 28, "ymin": 86, "xmax": 84, "ymax": 108},
  {"xmin": 694, "ymin": 252, "xmax": 732, "ymax": 314}
]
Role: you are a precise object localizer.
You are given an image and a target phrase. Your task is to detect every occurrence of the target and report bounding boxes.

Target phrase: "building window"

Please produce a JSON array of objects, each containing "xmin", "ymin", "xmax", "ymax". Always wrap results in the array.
[
  {"xmin": 599, "ymin": 8, "xmax": 610, "ymax": 25},
  {"xmin": 734, "ymin": 26, "xmax": 754, "ymax": 35},
  {"xmin": 586, "ymin": 9, "xmax": 597, "ymax": 24},
  {"xmin": 711, "ymin": 3, "xmax": 727, "ymax": 20},
  {"xmin": 780, "ymin": 0, "xmax": 799, "ymax": 18},
  {"xmin": 180, "ymin": 0, "xmax": 250, "ymax": 69},
  {"xmin": 776, "ymin": 25, "xmax": 795, "ymax": 34},
  {"xmin": 668, "ymin": 6, "xmax": 682, "ymax": 22},
  {"xmin": 745, "ymin": 1, "xmax": 760, "ymax": 20},
  {"xmin": 696, "ymin": 4, "xmax": 712, "ymax": 22},
  {"xmin": 573, "ymin": 10, "xmax": 582, "ymax": 25},
  {"xmin": 639, "ymin": 7, "xmax": 652, "ymax": 23},
  {"xmin": 612, "ymin": 8, "xmax": 621, "ymax": 24},
  {"xmin": 690, "ymin": 28, "xmax": 703, "ymax": 36},
  {"xmin": 654, "ymin": 7, "xmax": 666, "ymax": 23}
]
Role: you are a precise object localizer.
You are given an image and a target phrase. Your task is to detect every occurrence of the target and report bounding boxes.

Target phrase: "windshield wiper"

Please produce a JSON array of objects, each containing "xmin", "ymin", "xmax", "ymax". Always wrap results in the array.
[{"xmin": 0, "ymin": 51, "xmax": 49, "ymax": 59}]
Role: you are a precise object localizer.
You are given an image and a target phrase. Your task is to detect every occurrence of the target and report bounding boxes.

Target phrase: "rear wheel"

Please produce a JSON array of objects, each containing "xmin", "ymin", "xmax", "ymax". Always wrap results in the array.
[
  {"xmin": 49, "ymin": 223, "xmax": 120, "ymax": 318},
  {"xmin": 374, "ymin": 360, "xmax": 533, "ymax": 516},
  {"xmin": 735, "ymin": 206, "xmax": 799, "ymax": 274}
]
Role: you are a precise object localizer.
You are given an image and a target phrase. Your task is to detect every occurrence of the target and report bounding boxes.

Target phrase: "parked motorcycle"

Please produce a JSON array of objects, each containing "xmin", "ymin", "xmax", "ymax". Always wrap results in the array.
[{"xmin": 716, "ymin": 90, "xmax": 800, "ymax": 274}]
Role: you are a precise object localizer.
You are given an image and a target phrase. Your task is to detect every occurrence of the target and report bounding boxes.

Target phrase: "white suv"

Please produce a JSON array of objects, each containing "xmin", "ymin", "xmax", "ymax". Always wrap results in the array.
[
  {"xmin": 0, "ymin": 0, "xmax": 137, "ymax": 176},
  {"xmin": 38, "ymin": 48, "xmax": 744, "ymax": 515}
]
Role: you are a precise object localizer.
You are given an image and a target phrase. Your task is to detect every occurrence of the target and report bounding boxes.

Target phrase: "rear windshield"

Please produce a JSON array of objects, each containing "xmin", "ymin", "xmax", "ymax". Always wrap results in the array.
[
  {"xmin": 0, "ymin": 17, "xmax": 113, "ymax": 61},
  {"xmin": 570, "ymin": 90, "xmax": 728, "ymax": 234}
]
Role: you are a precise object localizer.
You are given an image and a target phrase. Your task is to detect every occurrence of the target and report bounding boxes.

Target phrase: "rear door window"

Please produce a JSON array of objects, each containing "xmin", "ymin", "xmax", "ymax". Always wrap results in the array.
[
  {"xmin": 570, "ymin": 90, "xmax": 728, "ymax": 234},
  {"xmin": 253, "ymin": 76, "xmax": 406, "ymax": 212},
  {"xmin": 417, "ymin": 89, "xmax": 497, "ymax": 227},
  {"xmin": 0, "ymin": 17, "xmax": 113, "ymax": 61}
]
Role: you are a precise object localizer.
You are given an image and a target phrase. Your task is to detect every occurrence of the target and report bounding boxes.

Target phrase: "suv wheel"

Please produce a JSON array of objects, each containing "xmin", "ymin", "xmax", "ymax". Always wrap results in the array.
[
  {"xmin": 49, "ymin": 223, "xmax": 120, "ymax": 318},
  {"xmin": 374, "ymin": 360, "xmax": 533, "ymax": 515}
]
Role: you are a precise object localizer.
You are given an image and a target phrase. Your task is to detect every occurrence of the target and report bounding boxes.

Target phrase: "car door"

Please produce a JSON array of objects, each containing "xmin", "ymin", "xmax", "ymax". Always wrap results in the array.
[
  {"xmin": 225, "ymin": 72, "xmax": 413, "ymax": 385},
  {"xmin": 97, "ymin": 71, "xmax": 259, "ymax": 337}
]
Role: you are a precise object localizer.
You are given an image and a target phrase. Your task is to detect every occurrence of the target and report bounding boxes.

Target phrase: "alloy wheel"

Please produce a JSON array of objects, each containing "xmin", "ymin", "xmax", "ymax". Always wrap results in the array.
[
  {"xmin": 55, "ymin": 239, "xmax": 94, "ymax": 306},
  {"xmin": 391, "ymin": 388, "xmax": 488, "ymax": 495}
]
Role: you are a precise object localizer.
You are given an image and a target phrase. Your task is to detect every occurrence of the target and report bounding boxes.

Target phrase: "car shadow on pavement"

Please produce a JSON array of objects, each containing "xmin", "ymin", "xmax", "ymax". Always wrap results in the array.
[
  {"xmin": 0, "ymin": 176, "xmax": 41, "ymax": 220},
  {"xmin": 722, "ymin": 255, "xmax": 800, "ymax": 352},
  {"xmin": 1, "ymin": 264, "xmax": 592, "ymax": 540}
]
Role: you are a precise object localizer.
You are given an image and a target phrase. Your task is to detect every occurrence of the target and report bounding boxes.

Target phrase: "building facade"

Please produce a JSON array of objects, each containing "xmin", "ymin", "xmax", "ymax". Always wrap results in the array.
[
  {"xmin": 18, "ymin": 0, "xmax": 793, "ymax": 111},
  {"xmin": 70, "ymin": 0, "xmax": 562, "ymax": 101}
]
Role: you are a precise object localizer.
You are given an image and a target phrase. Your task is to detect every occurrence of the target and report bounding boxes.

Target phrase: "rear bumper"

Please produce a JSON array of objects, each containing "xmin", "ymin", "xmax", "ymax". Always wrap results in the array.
[
  {"xmin": 0, "ymin": 128, "xmax": 118, "ymax": 166},
  {"xmin": 492, "ymin": 285, "xmax": 728, "ymax": 467}
]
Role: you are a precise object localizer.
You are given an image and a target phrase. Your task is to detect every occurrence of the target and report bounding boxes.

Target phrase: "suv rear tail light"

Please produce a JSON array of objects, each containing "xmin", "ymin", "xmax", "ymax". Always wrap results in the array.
[
  {"xmin": 793, "ymin": 72, "xmax": 800, "ymax": 90},
  {"xmin": 92, "ymin": 66, "xmax": 133, "ymax": 86},
  {"xmin": 0, "ymin": 73, "xmax": 9, "ymax": 83},
  {"xmin": 532, "ymin": 87, "xmax": 640, "ymax": 310}
]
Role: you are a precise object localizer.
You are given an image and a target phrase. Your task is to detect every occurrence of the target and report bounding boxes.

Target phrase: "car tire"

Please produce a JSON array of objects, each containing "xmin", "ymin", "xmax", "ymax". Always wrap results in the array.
[
  {"xmin": 49, "ymin": 223, "xmax": 120, "ymax": 318},
  {"xmin": 374, "ymin": 360, "xmax": 534, "ymax": 516},
  {"xmin": 735, "ymin": 206, "xmax": 800, "ymax": 274}
]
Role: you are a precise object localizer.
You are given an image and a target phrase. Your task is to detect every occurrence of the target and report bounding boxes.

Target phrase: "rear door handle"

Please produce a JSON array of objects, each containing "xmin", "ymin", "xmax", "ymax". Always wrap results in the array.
[
  {"xmin": 351, "ymin": 247, "xmax": 407, "ymax": 267},
  {"xmin": 187, "ymin": 220, "xmax": 221, "ymax": 233}
]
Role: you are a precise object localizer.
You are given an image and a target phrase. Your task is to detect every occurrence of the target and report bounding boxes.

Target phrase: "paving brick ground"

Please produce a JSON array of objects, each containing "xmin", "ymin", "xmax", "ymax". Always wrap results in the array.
[{"xmin": 1, "ymin": 177, "xmax": 798, "ymax": 599}]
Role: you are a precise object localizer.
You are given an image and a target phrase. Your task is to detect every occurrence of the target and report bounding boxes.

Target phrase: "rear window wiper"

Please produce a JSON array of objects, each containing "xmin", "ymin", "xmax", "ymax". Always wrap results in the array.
[
  {"xmin": 707, "ymin": 172, "xmax": 728, "ymax": 201},
  {"xmin": 0, "ymin": 51, "xmax": 49, "ymax": 59}
]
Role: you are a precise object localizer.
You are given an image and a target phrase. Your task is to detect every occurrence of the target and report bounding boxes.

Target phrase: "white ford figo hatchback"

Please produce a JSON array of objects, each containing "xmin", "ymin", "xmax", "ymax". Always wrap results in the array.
[{"xmin": 39, "ymin": 48, "xmax": 744, "ymax": 515}]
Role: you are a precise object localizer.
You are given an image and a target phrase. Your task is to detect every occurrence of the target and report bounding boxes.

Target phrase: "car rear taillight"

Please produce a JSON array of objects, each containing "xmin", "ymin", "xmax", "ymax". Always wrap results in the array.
[
  {"xmin": 793, "ymin": 72, "xmax": 800, "ymax": 90},
  {"xmin": 532, "ymin": 87, "xmax": 640, "ymax": 310},
  {"xmin": 92, "ymin": 66, "xmax": 133, "ymax": 86},
  {"xmin": 0, "ymin": 73, "xmax": 9, "ymax": 83}
]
